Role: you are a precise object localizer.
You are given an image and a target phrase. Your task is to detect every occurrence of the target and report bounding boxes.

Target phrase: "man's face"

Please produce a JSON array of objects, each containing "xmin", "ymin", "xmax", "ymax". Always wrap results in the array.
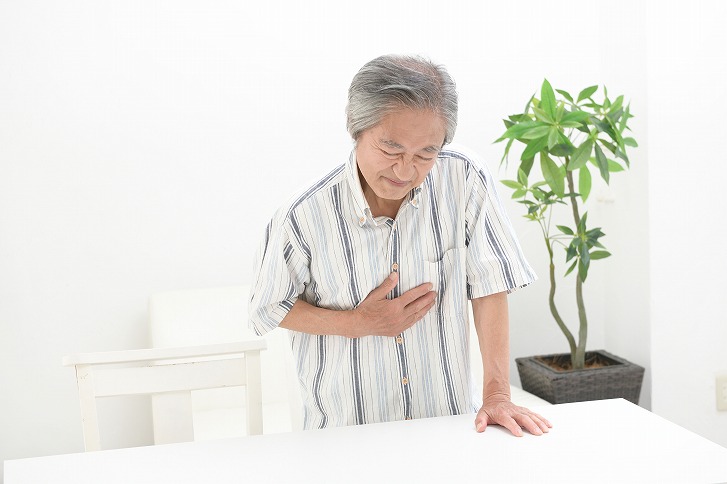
[{"xmin": 355, "ymin": 108, "xmax": 446, "ymax": 217}]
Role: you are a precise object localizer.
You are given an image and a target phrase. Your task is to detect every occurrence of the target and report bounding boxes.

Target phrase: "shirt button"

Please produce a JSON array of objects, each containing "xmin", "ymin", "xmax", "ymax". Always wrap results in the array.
[
  {"xmin": 392, "ymin": 262, "xmax": 399, "ymax": 272},
  {"xmin": 395, "ymin": 336, "xmax": 403, "ymax": 344},
  {"xmin": 402, "ymin": 377, "xmax": 409, "ymax": 385},
  {"xmin": 358, "ymin": 216, "xmax": 365, "ymax": 224}
]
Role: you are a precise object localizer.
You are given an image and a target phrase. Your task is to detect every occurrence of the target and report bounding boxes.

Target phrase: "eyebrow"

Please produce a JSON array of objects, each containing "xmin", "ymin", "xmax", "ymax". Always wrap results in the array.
[{"xmin": 380, "ymin": 139, "xmax": 442, "ymax": 154}]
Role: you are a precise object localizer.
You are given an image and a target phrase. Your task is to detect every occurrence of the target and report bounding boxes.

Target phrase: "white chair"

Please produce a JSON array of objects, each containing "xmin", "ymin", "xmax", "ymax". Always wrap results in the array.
[
  {"xmin": 149, "ymin": 285, "xmax": 303, "ymax": 439},
  {"xmin": 62, "ymin": 340, "xmax": 266, "ymax": 451}
]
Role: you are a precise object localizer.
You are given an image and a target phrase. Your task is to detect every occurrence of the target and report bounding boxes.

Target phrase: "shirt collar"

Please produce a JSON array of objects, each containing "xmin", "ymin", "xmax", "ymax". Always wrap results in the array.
[{"xmin": 346, "ymin": 149, "xmax": 425, "ymax": 227}]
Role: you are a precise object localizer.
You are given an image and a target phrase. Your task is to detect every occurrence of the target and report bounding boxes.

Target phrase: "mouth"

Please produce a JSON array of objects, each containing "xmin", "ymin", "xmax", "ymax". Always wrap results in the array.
[{"xmin": 384, "ymin": 177, "xmax": 409, "ymax": 188}]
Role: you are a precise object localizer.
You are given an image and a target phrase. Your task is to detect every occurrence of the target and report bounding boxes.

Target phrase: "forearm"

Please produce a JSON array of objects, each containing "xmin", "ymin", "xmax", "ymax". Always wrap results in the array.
[
  {"xmin": 280, "ymin": 299, "xmax": 359, "ymax": 337},
  {"xmin": 277, "ymin": 273, "xmax": 436, "ymax": 339},
  {"xmin": 471, "ymin": 291, "xmax": 512, "ymax": 402}
]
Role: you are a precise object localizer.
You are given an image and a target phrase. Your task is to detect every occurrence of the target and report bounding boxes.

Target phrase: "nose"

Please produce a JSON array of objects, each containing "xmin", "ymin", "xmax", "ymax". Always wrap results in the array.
[{"xmin": 392, "ymin": 156, "xmax": 415, "ymax": 181}]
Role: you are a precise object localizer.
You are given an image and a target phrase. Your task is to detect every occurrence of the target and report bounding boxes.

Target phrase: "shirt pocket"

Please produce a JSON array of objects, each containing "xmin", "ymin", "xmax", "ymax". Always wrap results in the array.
[{"xmin": 422, "ymin": 247, "xmax": 467, "ymax": 319}]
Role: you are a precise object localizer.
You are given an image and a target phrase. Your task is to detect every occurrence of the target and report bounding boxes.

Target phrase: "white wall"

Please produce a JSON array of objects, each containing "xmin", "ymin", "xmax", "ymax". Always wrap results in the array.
[
  {"xmin": 646, "ymin": 0, "xmax": 727, "ymax": 448},
  {"xmin": 1, "ymin": 0, "xmax": 724, "ymax": 473}
]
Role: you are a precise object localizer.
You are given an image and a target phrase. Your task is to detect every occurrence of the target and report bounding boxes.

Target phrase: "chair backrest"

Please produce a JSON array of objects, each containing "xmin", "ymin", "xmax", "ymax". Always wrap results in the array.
[
  {"xmin": 148, "ymin": 285, "xmax": 303, "ymax": 436},
  {"xmin": 62, "ymin": 340, "xmax": 266, "ymax": 451}
]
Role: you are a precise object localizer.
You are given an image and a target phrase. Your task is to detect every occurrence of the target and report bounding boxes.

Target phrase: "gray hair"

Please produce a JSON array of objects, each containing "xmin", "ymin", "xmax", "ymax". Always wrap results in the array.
[{"xmin": 346, "ymin": 54, "xmax": 458, "ymax": 144}]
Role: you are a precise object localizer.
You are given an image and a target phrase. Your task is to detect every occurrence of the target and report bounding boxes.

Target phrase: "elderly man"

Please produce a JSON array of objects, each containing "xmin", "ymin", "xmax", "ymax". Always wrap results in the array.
[{"xmin": 249, "ymin": 54, "xmax": 551, "ymax": 437}]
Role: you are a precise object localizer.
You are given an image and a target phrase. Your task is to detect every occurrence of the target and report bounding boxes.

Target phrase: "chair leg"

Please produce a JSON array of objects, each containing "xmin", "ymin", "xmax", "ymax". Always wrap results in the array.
[
  {"xmin": 245, "ymin": 351, "xmax": 263, "ymax": 435},
  {"xmin": 76, "ymin": 365, "xmax": 102, "ymax": 451}
]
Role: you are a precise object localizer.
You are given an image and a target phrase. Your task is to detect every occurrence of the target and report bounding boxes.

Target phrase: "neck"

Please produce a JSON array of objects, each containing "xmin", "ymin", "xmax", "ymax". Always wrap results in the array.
[{"xmin": 366, "ymin": 193, "xmax": 403, "ymax": 219}]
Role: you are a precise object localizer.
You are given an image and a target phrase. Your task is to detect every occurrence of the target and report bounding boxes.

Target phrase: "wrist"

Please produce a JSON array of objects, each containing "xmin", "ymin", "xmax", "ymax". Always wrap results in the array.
[{"xmin": 483, "ymin": 380, "xmax": 511, "ymax": 404}]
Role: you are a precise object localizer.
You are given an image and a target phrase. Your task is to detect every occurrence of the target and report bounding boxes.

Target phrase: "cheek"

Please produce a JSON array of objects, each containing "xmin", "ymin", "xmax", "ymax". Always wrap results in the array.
[{"xmin": 415, "ymin": 164, "xmax": 436, "ymax": 183}]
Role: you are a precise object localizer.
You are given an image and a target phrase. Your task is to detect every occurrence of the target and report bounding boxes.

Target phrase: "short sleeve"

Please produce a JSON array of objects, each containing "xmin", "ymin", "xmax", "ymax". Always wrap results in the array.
[
  {"xmin": 463, "ymin": 154, "xmax": 537, "ymax": 299},
  {"xmin": 248, "ymin": 207, "xmax": 311, "ymax": 335}
]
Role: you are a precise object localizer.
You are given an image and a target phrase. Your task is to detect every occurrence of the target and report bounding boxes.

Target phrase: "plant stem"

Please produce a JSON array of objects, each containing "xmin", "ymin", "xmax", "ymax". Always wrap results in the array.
[
  {"xmin": 575, "ymin": 276, "xmax": 587, "ymax": 369},
  {"xmin": 543, "ymin": 224, "xmax": 577, "ymax": 359},
  {"xmin": 565, "ymin": 161, "xmax": 588, "ymax": 369}
]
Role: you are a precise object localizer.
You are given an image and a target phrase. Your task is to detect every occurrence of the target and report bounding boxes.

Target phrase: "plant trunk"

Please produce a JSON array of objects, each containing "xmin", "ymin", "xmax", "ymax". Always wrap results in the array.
[
  {"xmin": 566, "ymin": 165, "xmax": 588, "ymax": 370},
  {"xmin": 545, "ymin": 234, "xmax": 577, "ymax": 359}
]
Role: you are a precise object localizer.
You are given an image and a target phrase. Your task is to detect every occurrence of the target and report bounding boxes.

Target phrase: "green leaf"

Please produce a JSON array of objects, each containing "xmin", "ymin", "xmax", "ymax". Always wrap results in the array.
[
  {"xmin": 550, "ymin": 143, "xmax": 576, "ymax": 157},
  {"xmin": 564, "ymin": 259, "xmax": 577, "ymax": 277},
  {"xmin": 501, "ymin": 180, "xmax": 522, "ymax": 190},
  {"xmin": 600, "ymin": 139, "xmax": 618, "ymax": 155},
  {"xmin": 521, "ymin": 136, "xmax": 549, "ymax": 161},
  {"xmin": 541, "ymin": 79, "xmax": 557, "ymax": 120},
  {"xmin": 547, "ymin": 126, "xmax": 560, "ymax": 149},
  {"xmin": 495, "ymin": 121, "xmax": 542, "ymax": 142},
  {"xmin": 556, "ymin": 89, "xmax": 573, "ymax": 103},
  {"xmin": 592, "ymin": 118, "xmax": 615, "ymax": 137},
  {"xmin": 519, "ymin": 157, "xmax": 535, "ymax": 177},
  {"xmin": 618, "ymin": 104, "xmax": 632, "ymax": 134},
  {"xmin": 616, "ymin": 148, "xmax": 630, "ymax": 167},
  {"xmin": 590, "ymin": 250, "xmax": 611, "ymax": 260},
  {"xmin": 579, "ymin": 165, "xmax": 592, "ymax": 202},
  {"xmin": 594, "ymin": 143, "xmax": 610, "ymax": 184},
  {"xmin": 559, "ymin": 121, "xmax": 583, "ymax": 128},
  {"xmin": 517, "ymin": 168, "xmax": 528, "ymax": 186},
  {"xmin": 569, "ymin": 138, "xmax": 593, "ymax": 171},
  {"xmin": 609, "ymin": 95, "xmax": 624, "ymax": 115},
  {"xmin": 520, "ymin": 125, "xmax": 551, "ymax": 140},
  {"xmin": 578, "ymin": 259, "xmax": 589, "ymax": 282},
  {"xmin": 561, "ymin": 111, "xmax": 591, "ymax": 124},
  {"xmin": 499, "ymin": 137, "xmax": 515, "ymax": 166},
  {"xmin": 608, "ymin": 159, "xmax": 625, "ymax": 172},
  {"xmin": 578, "ymin": 239, "xmax": 591, "ymax": 283},
  {"xmin": 577, "ymin": 212, "xmax": 589, "ymax": 233},
  {"xmin": 557, "ymin": 225, "xmax": 574, "ymax": 235},
  {"xmin": 508, "ymin": 113, "xmax": 532, "ymax": 123},
  {"xmin": 532, "ymin": 106, "xmax": 554, "ymax": 123},
  {"xmin": 512, "ymin": 189, "xmax": 527, "ymax": 198},
  {"xmin": 540, "ymin": 152, "xmax": 565, "ymax": 197},
  {"xmin": 555, "ymin": 102, "xmax": 565, "ymax": 123},
  {"xmin": 566, "ymin": 239, "xmax": 578, "ymax": 262},
  {"xmin": 623, "ymin": 137, "xmax": 638, "ymax": 147},
  {"xmin": 577, "ymin": 85, "xmax": 599, "ymax": 103}
]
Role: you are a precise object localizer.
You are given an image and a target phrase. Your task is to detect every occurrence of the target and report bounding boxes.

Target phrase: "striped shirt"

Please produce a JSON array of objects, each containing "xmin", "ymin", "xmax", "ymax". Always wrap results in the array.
[{"xmin": 249, "ymin": 144, "xmax": 536, "ymax": 430}]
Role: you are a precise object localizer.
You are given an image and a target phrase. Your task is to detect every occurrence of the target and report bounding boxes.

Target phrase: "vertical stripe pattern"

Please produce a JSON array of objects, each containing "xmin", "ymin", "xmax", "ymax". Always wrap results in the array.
[{"xmin": 249, "ymin": 144, "xmax": 536, "ymax": 429}]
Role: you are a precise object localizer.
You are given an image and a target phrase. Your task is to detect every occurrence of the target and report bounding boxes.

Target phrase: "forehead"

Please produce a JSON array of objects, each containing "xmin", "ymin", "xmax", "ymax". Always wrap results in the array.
[{"xmin": 372, "ymin": 108, "xmax": 446, "ymax": 151}]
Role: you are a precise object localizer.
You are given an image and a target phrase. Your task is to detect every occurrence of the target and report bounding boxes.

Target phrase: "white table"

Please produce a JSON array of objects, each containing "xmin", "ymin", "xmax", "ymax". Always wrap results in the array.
[{"xmin": 4, "ymin": 399, "xmax": 727, "ymax": 483}]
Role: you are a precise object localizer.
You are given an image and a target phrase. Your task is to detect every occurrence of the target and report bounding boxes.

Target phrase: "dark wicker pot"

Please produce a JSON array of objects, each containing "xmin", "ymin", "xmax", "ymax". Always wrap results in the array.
[{"xmin": 516, "ymin": 349, "xmax": 645, "ymax": 405}]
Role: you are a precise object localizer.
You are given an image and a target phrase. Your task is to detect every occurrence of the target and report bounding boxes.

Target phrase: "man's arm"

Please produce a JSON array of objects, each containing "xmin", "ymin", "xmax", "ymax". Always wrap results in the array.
[
  {"xmin": 279, "ymin": 272, "xmax": 436, "ymax": 338},
  {"xmin": 471, "ymin": 291, "xmax": 552, "ymax": 436}
]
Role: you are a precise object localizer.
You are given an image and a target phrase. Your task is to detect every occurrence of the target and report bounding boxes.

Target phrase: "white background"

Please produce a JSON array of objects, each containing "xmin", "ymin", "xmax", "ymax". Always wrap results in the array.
[{"xmin": 1, "ymin": 0, "xmax": 725, "ymax": 471}]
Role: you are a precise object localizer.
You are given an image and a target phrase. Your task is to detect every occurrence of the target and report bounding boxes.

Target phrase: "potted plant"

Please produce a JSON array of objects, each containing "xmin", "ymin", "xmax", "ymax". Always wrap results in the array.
[{"xmin": 496, "ymin": 79, "xmax": 645, "ymax": 404}]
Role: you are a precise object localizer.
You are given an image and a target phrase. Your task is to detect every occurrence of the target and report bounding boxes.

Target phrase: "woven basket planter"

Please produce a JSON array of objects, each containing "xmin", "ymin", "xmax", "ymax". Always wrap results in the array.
[{"xmin": 516, "ymin": 349, "xmax": 645, "ymax": 405}]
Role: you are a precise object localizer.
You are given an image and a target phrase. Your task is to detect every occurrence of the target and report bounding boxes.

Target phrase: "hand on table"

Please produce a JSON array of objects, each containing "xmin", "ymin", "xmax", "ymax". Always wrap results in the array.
[{"xmin": 475, "ymin": 399, "xmax": 552, "ymax": 437}]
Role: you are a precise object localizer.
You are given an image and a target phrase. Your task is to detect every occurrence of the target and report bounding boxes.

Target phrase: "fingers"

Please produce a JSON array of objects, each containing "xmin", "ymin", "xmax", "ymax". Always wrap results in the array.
[
  {"xmin": 513, "ymin": 414, "xmax": 543, "ymax": 436},
  {"xmin": 477, "ymin": 403, "xmax": 552, "ymax": 437},
  {"xmin": 474, "ymin": 414, "xmax": 487, "ymax": 433},
  {"xmin": 526, "ymin": 411, "xmax": 553, "ymax": 434},
  {"xmin": 398, "ymin": 281, "xmax": 436, "ymax": 306},
  {"xmin": 499, "ymin": 415, "xmax": 525, "ymax": 437},
  {"xmin": 370, "ymin": 272, "xmax": 399, "ymax": 299}
]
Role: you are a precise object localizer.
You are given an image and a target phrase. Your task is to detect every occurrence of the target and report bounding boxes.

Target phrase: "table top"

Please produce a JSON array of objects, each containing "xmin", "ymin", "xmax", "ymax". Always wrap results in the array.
[{"xmin": 5, "ymin": 399, "xmax": 727, "ymax": 483}]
